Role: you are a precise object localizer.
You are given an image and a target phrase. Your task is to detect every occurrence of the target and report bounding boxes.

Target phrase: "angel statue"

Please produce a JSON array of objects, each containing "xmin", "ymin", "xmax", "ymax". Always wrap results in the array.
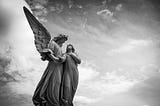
[{"xmin": 23, "ymin": 7, "xmax": 68, "ymax": 106}]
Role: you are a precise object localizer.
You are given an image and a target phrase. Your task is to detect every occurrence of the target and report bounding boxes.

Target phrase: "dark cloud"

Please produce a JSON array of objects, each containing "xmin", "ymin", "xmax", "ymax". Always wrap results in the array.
[
  {"xmin": 0, "ymin": 11, "xmax": 10, "ymax": 36},
  {"xmin": 25, "ymin": 0, "xmax": 160, "ymax": 31}
]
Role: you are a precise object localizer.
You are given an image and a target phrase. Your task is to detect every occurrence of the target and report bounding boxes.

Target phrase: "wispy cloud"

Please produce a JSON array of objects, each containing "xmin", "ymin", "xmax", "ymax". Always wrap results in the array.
[{"xmin": 107, "ymin": 39, "xmax": 152, "ymax": 55}]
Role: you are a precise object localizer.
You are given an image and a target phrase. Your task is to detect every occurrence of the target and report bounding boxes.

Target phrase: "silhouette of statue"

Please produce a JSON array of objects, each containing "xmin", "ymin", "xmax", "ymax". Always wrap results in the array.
[{"xmin": 23, "ymin": 7, "xmax": 68, "ymax": 106}]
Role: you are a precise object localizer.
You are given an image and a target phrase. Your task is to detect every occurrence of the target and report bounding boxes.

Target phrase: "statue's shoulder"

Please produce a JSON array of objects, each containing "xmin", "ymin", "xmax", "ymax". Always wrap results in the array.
[
  {"xmin": 49, "ymin": 40, "xmax": 57, "ymax": 47},
  {"xmin": 49, "ymin": 40, "xmax": 55, "ymax": 44}
]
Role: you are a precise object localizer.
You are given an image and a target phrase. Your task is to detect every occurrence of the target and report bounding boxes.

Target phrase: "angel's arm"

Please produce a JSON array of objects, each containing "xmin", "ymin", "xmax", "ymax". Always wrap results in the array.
[
  {"xmin": 47, "ymin": 54, "xmax": 60, "ymax": 62},
  {"xmin": 45, "ymin": 41, "xmax": 60, "ymax": 62},
  {"xmin": 58, "ymin": 54, "xmax": 66, "ymax": 63},
  {"xmin": 46, "ymin": 41, "xmax": 66, "ymax": 63},
  {"xmin": 69, "ymin": 52, "xmax": 81, "ymax": 64},
  {"xmin": 48, "ymin": 54, "xmax": 66, "ymax": 63}
]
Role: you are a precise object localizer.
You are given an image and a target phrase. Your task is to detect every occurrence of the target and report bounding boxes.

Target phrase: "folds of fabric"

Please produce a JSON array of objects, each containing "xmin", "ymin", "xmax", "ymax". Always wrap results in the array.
[
  {"xmin": 60, "ymin": 55, "xmax": 79, "ymax": 106},
  {"xmin": 32, "ymin": 41, "xmax": 63, "ymax": 106},
  {"xmin": 32, "ymin": 61, "xmax": 63, "ymax": 106}
]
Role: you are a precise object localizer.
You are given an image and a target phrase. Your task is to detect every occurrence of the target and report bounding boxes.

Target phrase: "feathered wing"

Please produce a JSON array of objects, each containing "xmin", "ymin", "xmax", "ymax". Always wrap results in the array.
[{"xmin": 23, "ymin": 6, "xmax": 51, "ymax": 54}]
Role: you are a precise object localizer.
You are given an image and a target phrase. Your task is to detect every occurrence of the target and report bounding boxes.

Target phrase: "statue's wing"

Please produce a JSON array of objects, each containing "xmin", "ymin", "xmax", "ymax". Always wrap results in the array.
[{"xmin": 23, "ymin": 6, "xmax": 51, "ymax": 54}]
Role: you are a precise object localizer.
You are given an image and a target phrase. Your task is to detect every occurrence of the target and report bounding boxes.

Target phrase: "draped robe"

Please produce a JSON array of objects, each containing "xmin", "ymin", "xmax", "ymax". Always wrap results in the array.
[
  {"xmin": 60, "ymin": 54, "xmax": 80, "ymax": 106},
  {"xmin": 32, "ymin": 40, "xmax": 64, "ymax": 106}
]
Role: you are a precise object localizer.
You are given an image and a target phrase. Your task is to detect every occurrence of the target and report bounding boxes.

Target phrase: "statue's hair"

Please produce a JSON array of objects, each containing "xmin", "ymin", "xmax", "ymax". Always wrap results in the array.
[
  {"xmin": 66, "ymin": 44, "xmax": 75, "ymax": 53},
  {"xmin": 53, "ymin": 34, "xmax": 68, "ymax": 42}
]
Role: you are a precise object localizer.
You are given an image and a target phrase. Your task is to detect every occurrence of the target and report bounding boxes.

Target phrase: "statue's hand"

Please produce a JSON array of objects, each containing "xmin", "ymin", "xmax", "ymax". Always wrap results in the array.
[
  {"xmin": 48, "ymin": 54, "xmax": 59, "ymax": 61},
  {"xmin": 42, "ymin": 49, "xmax": 53, "ymax": 54},
  {"xmin": 58, "ymin": 54, "xmax": 66, "ymax": 63},
  {"xmin": 67, "ymin": 52, "xmax": 73, "ymax": 55},
  {"xmin": 57, "ymin": 56, "xmax": 63, "ymax": 62}
]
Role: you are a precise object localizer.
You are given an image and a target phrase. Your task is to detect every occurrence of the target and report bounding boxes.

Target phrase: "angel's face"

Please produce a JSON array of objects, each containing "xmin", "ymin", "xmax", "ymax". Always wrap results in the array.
[
  {"xmin": 57, "ymin": 38, "xmax": 66, "ymax": 47},
  {"xmin": 59, "ymin": 43, "xmax": 63, "ymax": 47}
]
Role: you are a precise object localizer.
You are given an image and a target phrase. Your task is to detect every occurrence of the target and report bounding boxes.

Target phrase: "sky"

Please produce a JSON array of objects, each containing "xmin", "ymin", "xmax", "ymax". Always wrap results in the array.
[{"xmin": 0, "ymin": 0, "xmax": 160, "ymax": 106}]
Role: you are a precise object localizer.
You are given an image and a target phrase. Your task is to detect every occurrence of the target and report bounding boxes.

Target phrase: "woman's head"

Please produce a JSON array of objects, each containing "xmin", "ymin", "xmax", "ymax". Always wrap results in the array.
[{"xmin": 66, "ymin": 44, "xmax": 75, "ymax": 53}]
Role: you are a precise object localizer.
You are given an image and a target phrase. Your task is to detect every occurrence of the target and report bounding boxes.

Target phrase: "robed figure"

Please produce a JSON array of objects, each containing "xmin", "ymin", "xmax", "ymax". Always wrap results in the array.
[
  {"xmin": 23, "ymin": 7, "xmax": 68, "ymax": 106},
  {"xmin": 60, "ymin": 44, "xmax": 81, "ymax": 106},
  {"xmin": 32, "ymin": 36, "xmax": 68, "ymax": 106}
]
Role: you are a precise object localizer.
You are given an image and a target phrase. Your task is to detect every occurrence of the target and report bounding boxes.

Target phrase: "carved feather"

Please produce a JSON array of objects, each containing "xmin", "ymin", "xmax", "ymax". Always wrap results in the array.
[{"xmin": 23, "ymin": 6, "xmax": 51, "ymax": 53}]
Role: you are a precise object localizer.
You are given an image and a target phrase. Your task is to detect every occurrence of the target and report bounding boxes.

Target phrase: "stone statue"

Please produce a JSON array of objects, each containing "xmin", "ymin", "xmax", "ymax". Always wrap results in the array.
[
  {"xmin": 23, "ymin": 6, "xmax": 81, "ymax": 106},
  {"xmin": 60, "ymin": 44, "xmax": 81, "ymax": 106}
]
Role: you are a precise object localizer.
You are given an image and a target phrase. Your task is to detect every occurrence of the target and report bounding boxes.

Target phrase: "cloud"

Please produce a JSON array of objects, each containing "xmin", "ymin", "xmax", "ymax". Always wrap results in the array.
[
  {"xmin": 129, "ymin": 74, "xmax": 160, "ymax": 106},
  {"xmin": 74, "ymin": 95, "xmax": 100, "ymax": 106},
  {"xmin": 97, "ymin": 9, "xmax": 113, "ymax": 20},
  {"xmin": 107, "ymin": 39, "xmax": 152, "ymax": 55},
  {"xmin": 0, "ymin": 0, "xmax": 160, "ymax": 106},
  {"xmin": 116, "ymin": 4, "xmax": 123, "ymax": 11},
  {"xmin": 75, "ymin": 62, "xmax": 160, "ymax": 105}
]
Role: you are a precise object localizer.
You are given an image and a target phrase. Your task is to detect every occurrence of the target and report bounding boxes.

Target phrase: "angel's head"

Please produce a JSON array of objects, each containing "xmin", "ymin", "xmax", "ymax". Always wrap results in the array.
[
  {"xmin": 66, "ymin": 44, "xmax": 75, "ymax": 53},
  {"xmin": 53, "ymin": 34, "xmax": 68, "ymax": 47}
]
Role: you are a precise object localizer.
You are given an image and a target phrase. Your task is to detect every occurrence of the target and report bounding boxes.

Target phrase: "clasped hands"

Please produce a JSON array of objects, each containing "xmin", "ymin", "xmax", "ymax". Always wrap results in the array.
[{"xmin": 45, "ymin": 49, "xmax": 65, "ymax": 62}]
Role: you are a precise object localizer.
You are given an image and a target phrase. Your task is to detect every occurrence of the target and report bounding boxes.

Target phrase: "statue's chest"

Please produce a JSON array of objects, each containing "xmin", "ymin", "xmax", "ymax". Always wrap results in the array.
[{"xmin": 54, "ymin": 45, "xmax": 62, "ymax": 57}]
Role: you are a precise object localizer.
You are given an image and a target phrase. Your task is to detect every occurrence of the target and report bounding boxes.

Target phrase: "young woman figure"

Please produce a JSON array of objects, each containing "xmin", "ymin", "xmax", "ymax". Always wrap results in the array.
[{"xmin": 60, "ymin": 44, "xmax": 81, "ymax": 106}]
